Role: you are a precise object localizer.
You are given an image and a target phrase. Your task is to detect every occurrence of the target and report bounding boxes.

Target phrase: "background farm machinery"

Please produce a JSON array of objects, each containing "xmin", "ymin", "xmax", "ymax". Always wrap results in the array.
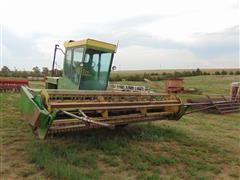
[{"xmin": 0, "ymin": 79, "xmax": 28, "ymax": 92}]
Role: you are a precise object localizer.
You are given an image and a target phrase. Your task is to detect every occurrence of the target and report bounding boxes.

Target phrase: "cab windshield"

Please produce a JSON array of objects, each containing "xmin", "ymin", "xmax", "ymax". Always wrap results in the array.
[
  {"xmin": 64, "ymin": 47, "xmax": 114, "ymax": 90},
  {"xmin": 79, "ymin": 49, "xmax": 113, "ymax": 90}
]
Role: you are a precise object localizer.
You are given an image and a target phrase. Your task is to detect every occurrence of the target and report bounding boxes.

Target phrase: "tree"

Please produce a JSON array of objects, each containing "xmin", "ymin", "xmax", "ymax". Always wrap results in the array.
[
  {"xmin": 21, "ymin": 71, "xmax": 29, "ymax": 78},
  {"xmin": 32, "ymin": 66, "xmax": 41, "ymax": 76},
  {"xmin": 196, "ymin": 68, "xmax": 202, "ymax": 76},
  {"xmin": 182, "ymin": 71, "xmax": 192, "ymax": 77},
  {"xmin": 1, "ymin": 66, "xmax": 10, "ymax": 72},
  {"xmin": 174, "ymin": 71, "xmax": 182, "ymax": 77},
  {"xmin": 42, "ymin": 67, "xmax": 49, "ymax": 76},
  {"xmin": 0, "ymin": 66, "xmax": 10, "ymax": 76},
  {"xmin": 221, "ymin": 70, "xmax": 227, "ymax": 75},
  {"xmin": 235, "ymin": 70, "xmax": 240, "ymax": 75}
]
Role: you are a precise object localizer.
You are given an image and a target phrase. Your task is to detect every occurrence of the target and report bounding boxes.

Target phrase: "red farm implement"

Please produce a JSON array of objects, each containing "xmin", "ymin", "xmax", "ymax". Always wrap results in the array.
[{"xmin": 0, "ymin": 79, "xmax": 29, "ymax": 92}]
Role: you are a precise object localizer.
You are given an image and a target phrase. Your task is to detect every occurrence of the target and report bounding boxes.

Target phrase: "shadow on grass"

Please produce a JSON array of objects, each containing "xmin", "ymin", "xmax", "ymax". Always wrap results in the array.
[
  {"xmin": 29, "ymin": 123, "xmax": 226, "ymax": 179},
  {"xmin": 52, "ymin": 123, "xmax": 186, "ymax": 144},
  {"xmin": 29, "ymin": 123, "xmax": 186, "ymax": 179},
  {"xmin": 41, "ymin": 123, "xmax": 188, "ymax": 158}
]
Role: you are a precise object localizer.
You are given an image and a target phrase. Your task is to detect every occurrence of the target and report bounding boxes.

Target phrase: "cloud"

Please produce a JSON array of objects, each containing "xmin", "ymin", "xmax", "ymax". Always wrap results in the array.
[
  {"xmin": 2, "ymin": 29, "xmax": 58, "ymax": 70},
  {"xmin": 0, "ymin": 0, "xmax": 239, "ymax": 70},
  {"xmin": 2, "ymin": 24, "xmax": 238, "ymax": 70},
  {"xmin": 188, "ymin": 26, "xmax": 239, "ymax": 58},
  {"xmin": 109, "ymin": 14, "xmax": 168, "ymax": 30},
  {"xmin": 113, "ymin": 44, "xmax": 239, "ymax": 70},
  {"xmin": 70, "ymin": 24, "xmax": 239, "ymax": 70},
  {"xmin": 114, "ymin": 46, "xmax": 199, "ymax": 70}
]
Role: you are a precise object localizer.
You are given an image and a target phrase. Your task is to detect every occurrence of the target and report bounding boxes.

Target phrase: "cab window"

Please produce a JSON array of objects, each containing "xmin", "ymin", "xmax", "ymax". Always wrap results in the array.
[
  {"xmin": 72, "ymin": 47, "xmax": 84, "ymax": 84},
  {"xmin": 64, "ymin": 49, "xmax": 72, "ymax": 78}
]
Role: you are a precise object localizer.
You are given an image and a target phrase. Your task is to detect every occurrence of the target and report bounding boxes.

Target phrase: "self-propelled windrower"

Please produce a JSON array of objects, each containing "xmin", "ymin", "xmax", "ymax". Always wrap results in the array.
[{"xmin": 20, "ymin": 39, "xmax": 188, "ymax": 139}]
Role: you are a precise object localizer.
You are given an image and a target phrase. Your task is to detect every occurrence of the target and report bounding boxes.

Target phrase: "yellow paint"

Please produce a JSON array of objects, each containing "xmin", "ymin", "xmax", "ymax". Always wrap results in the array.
[
  {"xmin": 164, "ymin": 94, "xmax": 181, "ymax": 113},
  {"xmin": 101, "ymin": 110, "xmax": 109, "ymax": 118},
  {"xmin": 64, "ymin": 38, "xmax": 117, "ymax": 52},
  {"xmin": 140, "ymin": 108, "xmax": 147, "ymax": 115},
  {"xmin": 97, "ymin": 96, "xmax": 105, "ymax": 102},
  {"xmin": 96, "ymin": 110, "xmax": 109, "ymax": 118},
  {"xmin": 40, "ymin": 89, "xmax": 51, "ymax": 112}
]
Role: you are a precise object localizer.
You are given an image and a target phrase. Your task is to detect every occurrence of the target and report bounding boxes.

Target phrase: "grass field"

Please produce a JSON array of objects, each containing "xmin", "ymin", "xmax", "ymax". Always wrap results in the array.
[{"xmin": 0, "ymin": 75, "xmax": 240, "ymax": 179}]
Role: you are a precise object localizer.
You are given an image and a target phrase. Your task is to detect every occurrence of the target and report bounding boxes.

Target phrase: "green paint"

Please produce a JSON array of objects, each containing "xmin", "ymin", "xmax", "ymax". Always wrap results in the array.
[
  {"xmin": 58, "ymin": 76, "xmax": 79, "ymax": 90},
  {"xmin": 46, "ymin": 77, "xmax": 60, "ymax": 89},
  {"xmin": 32, "ymin": 95, "xmax": 44, "ymax": 110},
  {"xmin": 37, "ymin": 109, "xmax": 59, "ymax": 139},
  {"xmin": 46, "ymin": 46, "xmax": 114, "ymax": 90},
  {"xmin": 20, "ymin": 86, "xmax": 60, "ymax": 139},
  {"xmin": 20, "ymin": 87, "xmax": 34, "ymax": 114},
  {"xmin": 46, "ymin": 77, "xmax": 59, "ymax": 85}
]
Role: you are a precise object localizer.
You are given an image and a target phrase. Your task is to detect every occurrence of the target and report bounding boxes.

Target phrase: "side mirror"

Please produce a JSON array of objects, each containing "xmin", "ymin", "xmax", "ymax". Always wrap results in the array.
[{"xmin": 112, "ymin": 66, "xmax": 117, "ymax": 71}]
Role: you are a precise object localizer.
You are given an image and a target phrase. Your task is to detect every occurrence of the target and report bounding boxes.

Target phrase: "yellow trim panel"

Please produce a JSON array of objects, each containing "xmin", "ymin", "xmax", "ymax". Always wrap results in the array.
[{"xmin": 64, "ymin": 39, "xmax": 117, "ymax": 52}]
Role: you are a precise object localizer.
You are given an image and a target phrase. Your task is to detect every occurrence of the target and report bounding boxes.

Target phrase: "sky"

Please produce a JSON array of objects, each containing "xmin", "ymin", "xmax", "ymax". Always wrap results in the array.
[{"xmin": 0, "ymin": 0, "xmax": 239, "ymax": 71}]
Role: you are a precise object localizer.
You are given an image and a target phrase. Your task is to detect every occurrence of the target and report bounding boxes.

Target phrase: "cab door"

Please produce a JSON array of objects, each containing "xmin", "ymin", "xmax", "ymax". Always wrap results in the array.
[{"xmin": 59, "ymin": 47, "xmax": 85, "ymax": 90}]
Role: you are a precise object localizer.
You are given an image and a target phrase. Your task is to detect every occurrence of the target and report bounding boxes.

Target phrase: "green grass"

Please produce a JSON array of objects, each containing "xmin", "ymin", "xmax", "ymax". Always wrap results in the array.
[
  {"xmin": 29, "ymin": 80, "xmax": 45, "ymax": 89},
  {"xmin": 30, "ymin": 142, "xmax": 101, "ymax": 179},
  {"xmin": 0, "ymin": 75, "xmax": 240, "ymax": 179},
  {"xmin": 114, "ymin": 75, "xmax": 240, "ymax": 100}
]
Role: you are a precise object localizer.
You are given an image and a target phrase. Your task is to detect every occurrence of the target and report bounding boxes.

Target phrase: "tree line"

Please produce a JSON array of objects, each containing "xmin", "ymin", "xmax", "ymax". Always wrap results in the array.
[
  {"xmin": 110, "ymin": 68, "xmax": 240, "ymax": 81},
  {"xmin": 0, "ymin": 66, "xmax": 239, "ymax": 81},
  {"xmin": 0, "ymin": 66, "xmax": 62, "ymax": 77}
]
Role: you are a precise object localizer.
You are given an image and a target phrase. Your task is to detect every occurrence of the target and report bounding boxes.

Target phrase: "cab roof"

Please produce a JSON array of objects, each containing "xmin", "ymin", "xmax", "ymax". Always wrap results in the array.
[{"xmin": 63, "ymin": 38, "xmax": 117, "ymax": 53}]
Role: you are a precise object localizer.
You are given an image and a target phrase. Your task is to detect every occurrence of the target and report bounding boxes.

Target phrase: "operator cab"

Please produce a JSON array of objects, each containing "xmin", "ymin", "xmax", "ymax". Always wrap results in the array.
[{"xmin": 62, "ymin": 39, "xmax": 117, "ymax": 90}]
